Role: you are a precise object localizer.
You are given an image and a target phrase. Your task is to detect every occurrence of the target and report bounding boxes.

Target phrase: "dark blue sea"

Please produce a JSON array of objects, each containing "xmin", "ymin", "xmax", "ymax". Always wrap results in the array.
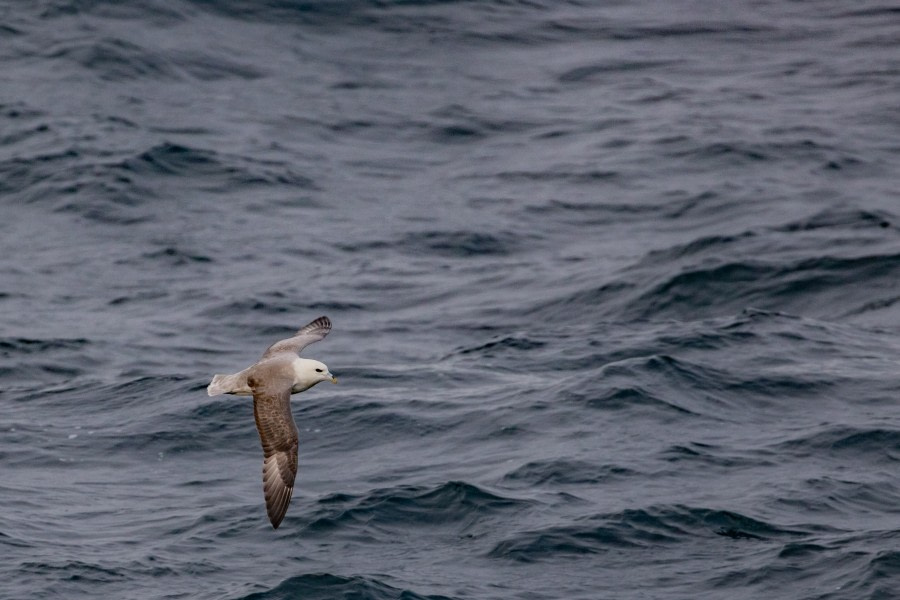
[{"xmin": 2, "ymin": 1, "xmax": 899, "ymax": 599}]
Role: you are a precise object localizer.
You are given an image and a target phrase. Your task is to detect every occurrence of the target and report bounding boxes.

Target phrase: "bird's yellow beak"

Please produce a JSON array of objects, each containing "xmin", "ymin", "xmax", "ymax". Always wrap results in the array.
[{"xmin": 331, "ymin": 376, "xmax": 338, "ymax": 384}]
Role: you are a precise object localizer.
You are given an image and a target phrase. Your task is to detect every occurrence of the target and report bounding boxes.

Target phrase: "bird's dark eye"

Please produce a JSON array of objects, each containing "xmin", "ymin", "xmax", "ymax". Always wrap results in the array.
[{"xmin": 315, "ymin": 368, "xmax": 323, "ymax": 373}]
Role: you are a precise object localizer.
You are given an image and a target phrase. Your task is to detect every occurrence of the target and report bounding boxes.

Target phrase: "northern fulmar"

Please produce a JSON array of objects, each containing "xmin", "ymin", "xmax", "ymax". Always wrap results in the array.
[{"xmin": 207, "ymin": 316, "xmax": 336, "ymax": 529}]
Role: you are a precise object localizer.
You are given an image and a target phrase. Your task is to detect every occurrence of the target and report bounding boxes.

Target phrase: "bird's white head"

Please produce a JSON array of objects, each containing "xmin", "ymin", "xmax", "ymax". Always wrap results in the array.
[{"xmin": 291, "ymin": 358, "xmax": 337, "ymax": 392}]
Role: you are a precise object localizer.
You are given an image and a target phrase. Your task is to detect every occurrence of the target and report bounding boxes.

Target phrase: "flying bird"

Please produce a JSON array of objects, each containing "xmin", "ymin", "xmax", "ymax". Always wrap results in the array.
[{"xmin": 207, "ymin": 316, "xmax": 336, "ymax": 529}]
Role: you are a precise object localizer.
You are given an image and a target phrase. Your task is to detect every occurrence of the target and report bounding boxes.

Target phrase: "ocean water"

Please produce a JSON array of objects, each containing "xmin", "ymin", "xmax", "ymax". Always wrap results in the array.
[{"xmin": 2, "ymin": 1, "xmax": 899, "ymax": 598}]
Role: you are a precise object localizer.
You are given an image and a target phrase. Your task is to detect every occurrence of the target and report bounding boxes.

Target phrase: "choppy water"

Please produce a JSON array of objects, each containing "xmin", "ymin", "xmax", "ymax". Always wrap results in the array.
[{"xmin": 2, "ymin": 1, "xmax": 900, "ymax": 599}]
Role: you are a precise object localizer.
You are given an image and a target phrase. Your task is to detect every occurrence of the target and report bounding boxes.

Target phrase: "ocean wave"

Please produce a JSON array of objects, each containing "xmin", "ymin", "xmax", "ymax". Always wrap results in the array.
[
  {"xmin": 0, "ymin": 140, "xmax": 318, "ymax": 226},
  {"xmin": 533, "ymin": 247, "xmax": 900, "ymax": 323},
  {"xmin": 776, "ymin": 207, "xmax": 894, "ymax": 232},
  {"xmin": 774, "ymin": 426, "xmax": 900, "ymax": 462},
  {"xmin": 632, "ymin": 253, "xmax": 900, "ymax": 320},
  {"xmin": 454, "ymin": 335, "xmax": 545, "ymax": 356},
  {"xmin": 19, "ymin": 559, "xmax": 127, "ymax": 582},
  {"xmin": 99, "ymin": 395, "xmax": 256, "ymax": 455},
  {"xmin": 338, "ymin": 230, "xmax": 525, "ymax": 258},
  {"xmin": 40, "ymin": 26, "xmax": 264, "ymax": 81},
  {"xmin": 489, "ymin": 505, "xmax": 806, "ymax": 562},
  {"xmin": 558, "ymin": 60, "xmax": 680, "ymax": 84},
  {"xmin": 121, "ymin": 142, "xmax": 317, "ymax": 189},
  {"xmin": 775, "ymin": 477, "xmax": 900, "ymax": 517},
  {"xmin": 305, "ymin": 481, "xmax": 531, "ymax": 533},
  {"xmin": 708, "ymin": 538, "xmax": 900, "ymax": 598},
  {"xmin": 0, "ymin": 336, "xmax": 89, "ymax": 355},
  {"xmin": 46, "ymin": 37, "xmax": 176, "ymax": 81},
  {"xmin": 236, "ymin": 572, "xmax": 457, "ymax": 600},
  {"xmin": 502, "ymin": 459, "xmax": 636, "ymax": 486},
  {"xmin": 660, "ymin": 443, "xmax": 772, "ymax": 469}
]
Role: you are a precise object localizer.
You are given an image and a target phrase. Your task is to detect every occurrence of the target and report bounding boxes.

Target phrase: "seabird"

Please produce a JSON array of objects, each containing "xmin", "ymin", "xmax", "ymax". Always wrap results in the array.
[{"xmin": 207, "ymin": 316, "xmax": 336, "ymax": 529}]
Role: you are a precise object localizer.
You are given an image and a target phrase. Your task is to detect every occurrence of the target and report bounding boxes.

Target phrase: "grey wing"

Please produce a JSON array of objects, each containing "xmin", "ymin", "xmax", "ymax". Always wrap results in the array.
[
  {"xmin": 249, "ymin": 373, "xmax": 299, "ymax": 529},
  {"xmin": 261, "ymin": 315, "xmax": 332, "ymax": 359}
]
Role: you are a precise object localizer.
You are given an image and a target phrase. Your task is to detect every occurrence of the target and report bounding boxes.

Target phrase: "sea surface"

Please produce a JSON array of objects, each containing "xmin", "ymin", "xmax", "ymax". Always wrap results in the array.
[{"xmin": 2, "ymin": 1, "xmax": 899, "ymax": 599}]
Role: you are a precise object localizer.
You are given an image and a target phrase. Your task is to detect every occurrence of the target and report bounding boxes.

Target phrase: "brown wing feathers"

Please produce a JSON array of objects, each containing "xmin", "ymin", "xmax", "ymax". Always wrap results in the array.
[
  {"xmin": 295, "ymin": 315, "xmax": 331, "ymax": 337},
  {"xmin": 249, "ymin": 373, "xmax": 299, "ymax": 529},
  {"xmin": 261, "ymin": 316, "xmax": 332, "ymax": 359}
]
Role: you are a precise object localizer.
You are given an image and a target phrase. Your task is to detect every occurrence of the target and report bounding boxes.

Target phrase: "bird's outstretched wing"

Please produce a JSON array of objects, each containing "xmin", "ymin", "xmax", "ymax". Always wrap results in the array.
[
  {"xmin": 249, "ymin": 371, "xmax": 299, "ymax": 529},
  {"xmin": 261, "ymin": 316, "xmax": 331, "ymax": 359}
]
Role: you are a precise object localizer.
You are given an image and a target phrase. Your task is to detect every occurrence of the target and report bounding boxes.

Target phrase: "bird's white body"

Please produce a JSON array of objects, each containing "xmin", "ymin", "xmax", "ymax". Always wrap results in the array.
[{"xmin": 207, "ymin": 357, "xmax": 333, "ymax": 397}]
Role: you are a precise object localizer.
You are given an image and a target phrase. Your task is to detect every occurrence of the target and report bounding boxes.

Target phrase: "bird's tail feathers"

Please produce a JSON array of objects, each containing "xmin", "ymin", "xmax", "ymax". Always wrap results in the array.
[{"xmin": 207, "ymin": 374, "xmax": 231, "ymax": 396}]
